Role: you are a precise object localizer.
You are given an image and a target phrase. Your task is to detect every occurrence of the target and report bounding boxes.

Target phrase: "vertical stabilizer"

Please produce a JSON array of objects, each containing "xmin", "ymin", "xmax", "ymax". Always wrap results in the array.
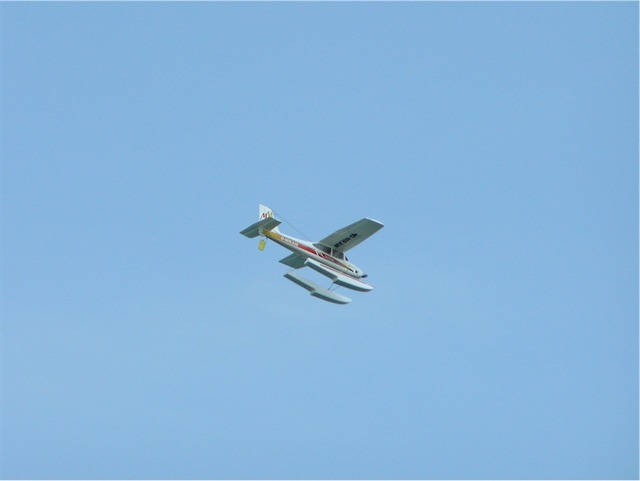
[{"xmin": 259, "ymin": 204, "xmax": 280, "ymax": 233}]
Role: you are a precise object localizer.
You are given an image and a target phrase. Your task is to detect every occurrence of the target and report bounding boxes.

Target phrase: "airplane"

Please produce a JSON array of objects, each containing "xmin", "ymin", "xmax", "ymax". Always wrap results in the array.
[{"xmin": 240, "ymin": 204, "xmax": 384, "ymax": 304}]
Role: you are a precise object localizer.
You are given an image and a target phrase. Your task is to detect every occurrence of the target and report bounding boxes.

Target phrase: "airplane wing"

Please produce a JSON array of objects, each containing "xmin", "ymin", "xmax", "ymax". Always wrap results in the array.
[
  {"xmin": 279, "ymin": 253, "xmax": 307, "ymax": 269},
  {"xmin": 315, "ymin": 218, "xmax": 384, "ymax": 252}
]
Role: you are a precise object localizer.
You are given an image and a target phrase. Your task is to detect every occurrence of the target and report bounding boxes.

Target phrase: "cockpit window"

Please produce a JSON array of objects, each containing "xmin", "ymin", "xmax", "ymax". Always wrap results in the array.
[{"xmin": 315, "ymin": 244, "xmax": 331, "ymax": 254}]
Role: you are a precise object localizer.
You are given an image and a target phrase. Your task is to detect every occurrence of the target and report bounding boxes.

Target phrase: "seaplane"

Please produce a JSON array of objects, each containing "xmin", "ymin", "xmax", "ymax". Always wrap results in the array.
[{"xmin": 240, "ymin": 205, "xmax": 383, "ymax": 304}]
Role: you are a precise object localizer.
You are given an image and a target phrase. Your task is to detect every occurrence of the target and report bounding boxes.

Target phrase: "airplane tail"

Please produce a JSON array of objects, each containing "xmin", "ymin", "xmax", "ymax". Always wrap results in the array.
[
  {"xmin": 239, "ymin": 204, "xmax": 282, "ymax": 239},
  {"xmin": 259, "ymin": 204, "xmax": 281, "ymax": 233}
]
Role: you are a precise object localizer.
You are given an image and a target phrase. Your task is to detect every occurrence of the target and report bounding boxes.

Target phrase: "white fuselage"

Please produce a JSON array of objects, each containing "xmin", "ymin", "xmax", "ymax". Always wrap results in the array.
[{"xmin": 262, "ymin": 229, "xmax": 366, "ymax": 278}]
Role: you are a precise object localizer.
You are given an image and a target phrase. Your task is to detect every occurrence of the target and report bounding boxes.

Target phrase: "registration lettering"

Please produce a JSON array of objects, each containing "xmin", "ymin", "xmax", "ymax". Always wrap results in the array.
[{"xmin": 333, "ymin": 233, "xmax": 358, "ymax": 249}]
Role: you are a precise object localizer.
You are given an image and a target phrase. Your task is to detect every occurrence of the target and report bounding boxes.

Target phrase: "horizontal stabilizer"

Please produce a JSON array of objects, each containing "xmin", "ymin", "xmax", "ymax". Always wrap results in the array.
[
  {"xmin": 284, "ymin": 271, "xmax": 351, "ymax": 305},
  {"xmin": 240, "ymin": 217, "xmax": 282, "ymax": 238},
  {"xmin": 304, "ymin": 258, "xmax": 374, "ymax": 292},
  {"xmin": 279, "ymin": 253, "xmax": 307, "ymax": 269}
]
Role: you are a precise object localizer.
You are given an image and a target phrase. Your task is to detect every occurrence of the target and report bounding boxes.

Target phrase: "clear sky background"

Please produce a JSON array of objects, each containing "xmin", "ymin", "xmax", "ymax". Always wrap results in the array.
[{"xmin": 2, "ymin": 2, "xmax": 638, "ymax": 479}]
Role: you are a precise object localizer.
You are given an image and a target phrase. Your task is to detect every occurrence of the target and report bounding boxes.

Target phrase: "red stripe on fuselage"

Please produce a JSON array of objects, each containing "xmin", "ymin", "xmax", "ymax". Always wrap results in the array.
[{"xmin": 263, "ymin": 230, "xmax": 348, "ymax": 271}]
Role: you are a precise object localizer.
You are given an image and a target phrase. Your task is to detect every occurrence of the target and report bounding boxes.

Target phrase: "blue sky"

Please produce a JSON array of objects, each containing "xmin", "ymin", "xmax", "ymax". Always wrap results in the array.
[{"xmin": 2, "ymin": 2, "xmax": 638, "ymax": 479}]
